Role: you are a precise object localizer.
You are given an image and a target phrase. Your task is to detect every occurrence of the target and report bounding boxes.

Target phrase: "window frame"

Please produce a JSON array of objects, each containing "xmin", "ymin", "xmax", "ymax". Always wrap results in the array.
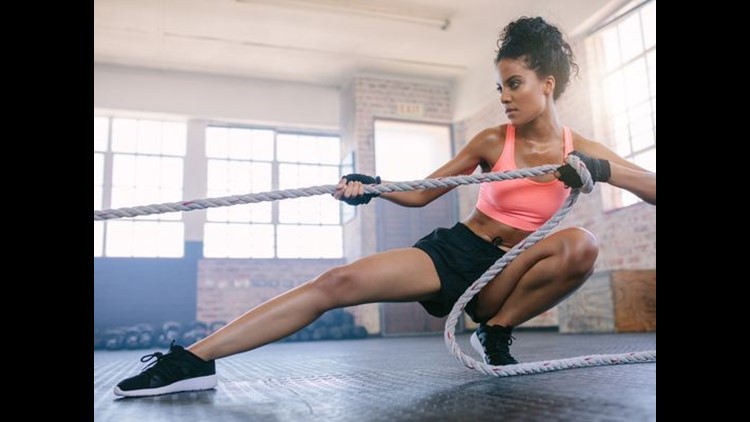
[
  {"xmin": 203, "ymin": 124, "xmax": 345, "ymax": 259},
  {"xmin": 94, "ymin": 115, "xmax": 187, "ymax": 258},
  {"xmin": 587, "ymin": 0, "xmax": 656, "ymax": 211}
]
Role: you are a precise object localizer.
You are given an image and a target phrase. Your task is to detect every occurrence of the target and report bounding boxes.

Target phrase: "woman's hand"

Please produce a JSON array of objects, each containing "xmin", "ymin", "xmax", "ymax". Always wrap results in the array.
[
  {"xmin": 333, "ymin": 174, "xmax": 381, "ymax": 205},
  {"xmin": 557, "ymin": 150, "xmax": 611, "ymax": 188}
]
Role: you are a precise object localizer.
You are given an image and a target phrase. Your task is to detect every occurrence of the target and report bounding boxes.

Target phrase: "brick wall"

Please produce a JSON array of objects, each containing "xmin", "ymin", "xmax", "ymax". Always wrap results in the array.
[{"xmin": 197, "ymin": 258, "xmax": 342, "ymax": 323}]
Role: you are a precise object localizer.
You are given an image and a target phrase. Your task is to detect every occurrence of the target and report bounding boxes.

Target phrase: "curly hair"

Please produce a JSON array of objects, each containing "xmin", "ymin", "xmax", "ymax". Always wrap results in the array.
[{"xmin": 495, "ymin": 16, "xmax": 579, "ymax": 100}]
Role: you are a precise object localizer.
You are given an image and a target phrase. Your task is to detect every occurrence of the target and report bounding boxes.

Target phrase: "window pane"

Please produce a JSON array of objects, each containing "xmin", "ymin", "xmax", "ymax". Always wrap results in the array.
[
  {"xmin": 277, "ymin": 134, "xmax": 300, "ymax": 162},
  {"xmin": 278, "ymin": 134, "xmax": 340, "ymax": 164},
  {"xmin": 228, "ymin": 161, "xmax": 253, "ymax": 191},
  {"xmin": 250, "ymin": 162, "xmax": 272, "ymax": 192},
  {"xmin": 618, "ymin": 12, "xmax": 643, "ymax": 63},
  {"xmin": 112, "ymin": 154, "xmax": 182, "ymax": 221},
  {"xmin": 206, "ymin": 160, "xmax": 272, "ymax": 223},
  {"xmin": 159, "ymin": 188, "xmax": 183, "ymax": 203},
  {"xmin": 641, "ymin": 1, "xmax": 656, "ymax": 49},
  {"xmin": 634, "ymin": 148, "xmax": 656, "ymax": 173},
  {"xmin": 314, "ymin": 136, "xmax": 341, "ymax": 165},
  {"xmin": 229, "ymin": 128, "xmax": 253, "ymax": 160},
  {"xmin": 94, "ymin": 117, "xmax": 109, "ymax": 151},
  {"xmin": 111, "ymin": 186, "xmax": 137, "ymax": 209},
  {"xmin": 279, "ymin": 163, "xmax": 339, "ymax": 189},
  {"xmin": 94, "ymin": 222, "xmax": 104, "ymax": 257},
  {"xmin": 610, "ymin": 113, "xmax": 631, "ymax": 156},
  {"xmin": 601, "ymin": 26, "xmax": 621, "ymax": 71},
  {"xmin": 112, "ymin": 154, "xmax": 136, "ymax": 186},
  {"xmin": 112, "ymin": 118, "xmax": 138, "ymax": 153},
  {"xmin": 203, "ymin": 223, "xmax": 274, "ymax": 258},
  {"xmin": 277, "ymin": 225, "xmax": 342, "ymax": 258},
  {"xmin": 106, "ymin": 220, "xmax": 135, "ymax": 257},
  {"xmin": 137, "ymin": 120, "xmax": 162, "ymax": 155},
  {"xmin": 135, "ymin": 155, "xmax": 161, "ymax": 188},
  {"xmin": 206, "ymin": 159, "xmax": 228, "ymax": 190},
  {"xmin": 647, "ymin": 49, "xmax": 656, "ymax": 98},
  {"xmin": 94, "ymin": 153, "xmax": 104, "ymax": 186},
  {"xmin": 279, "ymin": 196, "xmax": 341, "ymax": 225},
  {"xmin": 156, "ymin": 222, "xmax": 184, "ymax": 257},
  {"xmin": 206, "ymin": 127, "xmax": 230, "ymax": 158},
  {"xmin": 604, "ymin": 71, "xmax": 626, "ymax": 114},
  {"xmin": 623, "ymin": 58, "xmax": 649, "ymax": 109},
  {"xmin": 106, "ymin": 220, "xmax": 183, "ymax": 257},
  {"xmin": 162, "ymin": 122, "xmax": 187, "ymax": 156},
  {"xmin": 132, "ymin": 221, "xmax": 159, "ymax": 257},
  {"xmin": 160, "ymin": 157, "xmax": 183, "ymax": 188},
  {"xmin": 251, "ymin": 130, "xmax": 274, "ymax": 161},
  {"xmin": 206, "ymin": 191, "xmax": 272, "ymax": 223},
  {"xmin": 134, "ymin": 187, "xmax": 160, "ymax": 209},
  {"xmin": 94, "ymin": 187, "xmax": 102, "ymax": 210},
  {"xmin": 628, "ymin": 101, "xmax": 653, "ymax": 151}
]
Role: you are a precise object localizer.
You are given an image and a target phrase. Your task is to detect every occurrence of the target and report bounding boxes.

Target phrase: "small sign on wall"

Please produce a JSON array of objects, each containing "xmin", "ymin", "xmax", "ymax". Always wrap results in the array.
[{"xmin": 396, "ymin": 102, "xmax": 424, "ymax": 117}]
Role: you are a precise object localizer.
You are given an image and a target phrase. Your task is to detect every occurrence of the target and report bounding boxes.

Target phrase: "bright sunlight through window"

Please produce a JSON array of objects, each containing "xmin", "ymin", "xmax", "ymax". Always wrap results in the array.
[
  {"xmin": 94, "ymin": 116, "xmax": 186, "ymax": 257},
  {"xmin": 589, "ymin": 0, "xmax": 655, "ymax": 210},
  {"xmin": 203, "ymin": 127, "xmax": 343, "ymax": 259}
]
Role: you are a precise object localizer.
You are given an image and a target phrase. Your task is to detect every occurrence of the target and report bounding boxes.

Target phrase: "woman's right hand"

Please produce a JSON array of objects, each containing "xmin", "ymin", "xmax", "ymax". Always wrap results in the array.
[
  {"xmin": 333, "ymin": 174, "xmax": 381, "ymax": 205},
  {"xmin": 334, "ymin": 176, "xmax": 365, "ymax": 201}
]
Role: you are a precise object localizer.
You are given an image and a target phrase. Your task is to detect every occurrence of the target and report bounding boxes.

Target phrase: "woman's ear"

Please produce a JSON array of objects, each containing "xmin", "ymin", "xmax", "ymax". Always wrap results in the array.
[{"xmin": 544, "ymin": 75, "xmax": 556, "ymax": 96}]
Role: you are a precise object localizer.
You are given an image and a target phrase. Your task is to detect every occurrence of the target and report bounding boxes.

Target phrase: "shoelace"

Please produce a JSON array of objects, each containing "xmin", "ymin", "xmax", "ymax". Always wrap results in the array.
[
  {"xmin": 139, "ymin": 341, "xmax": 183, "ymax": 381},
  {"xmin": 482, "ymin": 333, "xmax": 516, "ymax": 360}
]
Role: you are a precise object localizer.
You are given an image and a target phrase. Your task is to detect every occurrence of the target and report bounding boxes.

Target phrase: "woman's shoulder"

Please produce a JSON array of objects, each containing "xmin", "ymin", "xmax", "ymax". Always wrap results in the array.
[
  {"xmin": 470, "ymin": 124, "xmax": 509, "ymax": 147},
  {"xmin": 568, "ymin": 129, "xmax": 604, "ymax": 153}
]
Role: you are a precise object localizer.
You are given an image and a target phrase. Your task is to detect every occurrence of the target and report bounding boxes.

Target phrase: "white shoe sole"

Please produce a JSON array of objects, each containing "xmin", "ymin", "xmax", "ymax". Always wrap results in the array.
[
  {"xmin": 113, "ymin": 374, "xmax": 217, "ymax": 397},
  {"xmin": 470, "ymin": 331, "xmax": 488, "ymax": 364}
]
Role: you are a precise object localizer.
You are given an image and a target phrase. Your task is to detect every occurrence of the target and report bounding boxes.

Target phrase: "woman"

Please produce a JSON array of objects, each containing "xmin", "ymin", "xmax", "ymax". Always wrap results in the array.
[{"xmin": 114, "ymin": 16, "xmax": 656, "ymax": 397}]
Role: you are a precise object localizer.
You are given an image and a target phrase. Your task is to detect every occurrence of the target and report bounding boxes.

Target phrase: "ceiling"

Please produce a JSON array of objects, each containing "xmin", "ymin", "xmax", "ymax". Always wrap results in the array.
[{"xmin": 94, "ymin": 0, "xmax": 620, "ymax": 87}]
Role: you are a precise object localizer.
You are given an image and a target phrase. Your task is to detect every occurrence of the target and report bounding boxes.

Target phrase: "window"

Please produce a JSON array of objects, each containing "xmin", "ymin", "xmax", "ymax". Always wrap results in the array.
[
  {"xmin": 590, "ymin": 0, "xmax": 655, "ymax": 209},
  {"xmin": 203, "ymin": 127, "xmax": 343, "ymax": 258},
  {"xmin": 94, "ymin": 117, "xmax": 107, "ymax": 257},
  {"xmin": 93, "ymin": 116, "xmax": 186, "ymax": 257}
]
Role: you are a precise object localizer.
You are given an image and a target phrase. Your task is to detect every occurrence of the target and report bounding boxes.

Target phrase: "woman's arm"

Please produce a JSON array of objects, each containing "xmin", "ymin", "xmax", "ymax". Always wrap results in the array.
[
  {"xmin": 575, "ymin": 137, "xmax": 656, "ymax": 205},
  {"xmin": 335, "ymin": 128, "xmax": 500, "ymax": 208}
]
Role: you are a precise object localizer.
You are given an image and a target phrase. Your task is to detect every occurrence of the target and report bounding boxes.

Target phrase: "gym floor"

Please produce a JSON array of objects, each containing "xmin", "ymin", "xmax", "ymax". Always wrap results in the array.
[{"xmin": 94, "ymin": 331, "xmax": 656, "ymax": 421}]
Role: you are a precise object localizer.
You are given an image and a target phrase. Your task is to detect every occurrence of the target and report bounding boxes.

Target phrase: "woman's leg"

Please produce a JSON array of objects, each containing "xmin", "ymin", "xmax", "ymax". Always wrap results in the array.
[
  {"xmin": 473, "ymin": 227, "xmax": 599, "ymax": 326},
  {"xmin": 189, "ymin": 248, "xmax": 441, "ymax": 361}
]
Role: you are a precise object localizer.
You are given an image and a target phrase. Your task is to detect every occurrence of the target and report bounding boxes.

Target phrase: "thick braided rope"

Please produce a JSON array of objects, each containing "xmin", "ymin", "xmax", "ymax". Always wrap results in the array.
[
  {"xmin": 444, "ymin": 155, "xmax": 656, "ymax": 376},
  {"xmin": 94, "ymin": 164, "xmax": 559, "ymax": 221}
]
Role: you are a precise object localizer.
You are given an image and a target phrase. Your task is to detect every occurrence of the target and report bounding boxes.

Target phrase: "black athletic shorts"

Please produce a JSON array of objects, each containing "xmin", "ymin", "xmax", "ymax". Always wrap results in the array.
[{"xmin": 414, "ymin": 222, "xmax": 506, "ymax": 323}]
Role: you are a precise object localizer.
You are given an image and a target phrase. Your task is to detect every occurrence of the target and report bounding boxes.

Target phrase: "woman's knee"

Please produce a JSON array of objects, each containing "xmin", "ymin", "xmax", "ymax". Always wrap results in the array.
[
  {"xmin": 310, "ymin": 265, "xmax": 361, "ymax": 307},
  {"xmin": 556, "ymin": 227, "xmax": 599, "ymax": 276}
]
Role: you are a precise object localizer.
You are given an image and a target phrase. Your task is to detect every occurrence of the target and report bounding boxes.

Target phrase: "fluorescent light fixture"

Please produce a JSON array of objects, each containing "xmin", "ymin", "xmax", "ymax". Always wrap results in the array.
[{"xmin": 237, "ymin": 0, "xmax": 452, "ymax": 30}]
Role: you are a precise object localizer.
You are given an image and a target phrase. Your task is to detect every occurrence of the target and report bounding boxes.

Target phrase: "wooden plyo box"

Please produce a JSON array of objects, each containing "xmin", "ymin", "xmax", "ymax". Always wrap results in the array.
[{"xmin": 558, "ymin": 270, "xmax": 656, "ymax": 333}]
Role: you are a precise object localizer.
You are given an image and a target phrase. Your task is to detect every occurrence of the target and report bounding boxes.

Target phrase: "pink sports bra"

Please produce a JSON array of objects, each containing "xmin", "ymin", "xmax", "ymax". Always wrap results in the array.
[{"xmin": 475, "ymin": 125, "xmax": 573, "ymax": 231}]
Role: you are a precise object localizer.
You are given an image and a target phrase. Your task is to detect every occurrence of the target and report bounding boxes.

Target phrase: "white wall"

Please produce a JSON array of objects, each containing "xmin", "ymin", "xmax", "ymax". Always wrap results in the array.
[
  {"xmin": 94, "ymin": 64, "xmax": 340, "ymax": 130},
  {"xmin": 451, "ymin": 58, "xmax": 498, "ymax": 122}
]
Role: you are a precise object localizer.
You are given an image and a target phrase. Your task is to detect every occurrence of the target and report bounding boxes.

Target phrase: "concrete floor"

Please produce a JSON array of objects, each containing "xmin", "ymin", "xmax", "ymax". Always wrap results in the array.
[{"xmin": 94, "ymin": 331, "xmax": 656, "ymax": 422}]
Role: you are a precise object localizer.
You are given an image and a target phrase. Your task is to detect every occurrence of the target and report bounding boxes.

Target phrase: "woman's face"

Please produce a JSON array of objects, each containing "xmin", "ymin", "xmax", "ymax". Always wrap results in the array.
[{"xmin": 496, "ymin": 57, "xmax": 553, "ymax": 126}]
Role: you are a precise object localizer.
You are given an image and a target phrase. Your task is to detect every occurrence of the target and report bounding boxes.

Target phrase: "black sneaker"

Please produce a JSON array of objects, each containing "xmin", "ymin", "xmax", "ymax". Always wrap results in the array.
[
  {"xmin": 470, "ymin": 323, "xmax": 519, "ymax": 366},
  {"xmin": 113, "ymin": 343, "xmax": 217, "ymax": 397}
]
